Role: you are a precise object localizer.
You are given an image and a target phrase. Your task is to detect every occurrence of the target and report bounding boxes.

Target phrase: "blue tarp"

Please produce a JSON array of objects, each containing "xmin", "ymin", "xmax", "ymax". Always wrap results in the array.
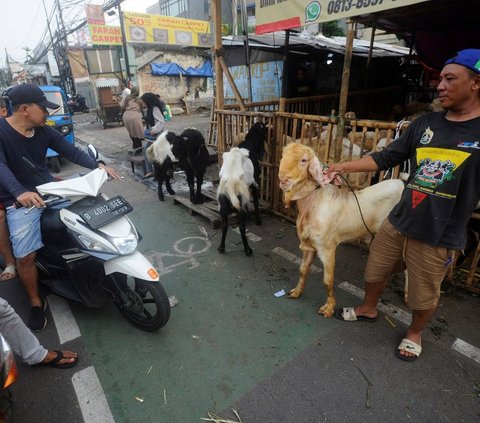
[{"xmin": 151, "ymin": 61, "xmax": 213, "ymax": 77}]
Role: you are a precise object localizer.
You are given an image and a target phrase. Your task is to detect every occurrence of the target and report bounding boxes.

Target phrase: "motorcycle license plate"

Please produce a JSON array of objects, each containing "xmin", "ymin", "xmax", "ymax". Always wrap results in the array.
[{"xmin": 79, "ymin": 196, "xmax": 133, "ymax": 229}]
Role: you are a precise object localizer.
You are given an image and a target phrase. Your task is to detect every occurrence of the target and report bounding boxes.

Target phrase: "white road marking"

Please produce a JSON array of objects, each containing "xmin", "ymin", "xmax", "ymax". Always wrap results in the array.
[
  {"xmin": 72, "ymin": 366, "xmax": 115, "ymax": 423},
  {"xmin": 272, "ymin": 247, "xmax": 322, "ymax": 273},
  {"xmin": 273, "ymin": 248, "xmax": 480, "ymax": 365},
  {"xmin": 232, "ymin": 227, "xmax": 262, "ymax": 242},
  {"xmin": 47, "ymin": 295, "xmax": 81, "ymax": 344},
  {"xmin": 452, "ymin": 339, "xmax": 480, "ymax": 365}
]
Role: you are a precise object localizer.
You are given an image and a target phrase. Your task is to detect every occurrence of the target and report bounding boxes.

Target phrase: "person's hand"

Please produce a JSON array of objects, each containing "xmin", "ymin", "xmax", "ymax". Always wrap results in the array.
[
  {"xmin": 98, "ymin": 163, "xmax": 122, "ymax": 181},
  {"xmin": 150, "ymin": 130, "xmax": 158, "ymax": 136},
  {"xmin": 324, "ymin": 163, "xmax": 346, "ymax": 177},
  {"xmin": 17, "ymin": 191, "xmax": 45, "ymax": 208}
]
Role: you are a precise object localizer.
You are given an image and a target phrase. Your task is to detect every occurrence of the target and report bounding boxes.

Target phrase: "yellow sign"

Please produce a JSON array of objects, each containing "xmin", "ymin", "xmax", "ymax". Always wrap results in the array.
[
  {"xmin": 123, "ymin": 11, "xmax": 211, "ymax": 47},
  {"xmin": 255, "ymin": 0, "xmax": 430, "ymax": 34},
  {"xmin": 88, "ymin": 24, "xmax": 123, "ymax": 46}
]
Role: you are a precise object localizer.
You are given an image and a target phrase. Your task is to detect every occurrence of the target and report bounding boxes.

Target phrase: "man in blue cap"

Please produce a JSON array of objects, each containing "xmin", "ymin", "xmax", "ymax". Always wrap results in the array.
[
  {"xmin": 0, "ymin": 83, "xmax": 120, "ymax": 331},
  {"xmin": 325, "ymin": 49, "xmax": 480, "ymax": 361}
]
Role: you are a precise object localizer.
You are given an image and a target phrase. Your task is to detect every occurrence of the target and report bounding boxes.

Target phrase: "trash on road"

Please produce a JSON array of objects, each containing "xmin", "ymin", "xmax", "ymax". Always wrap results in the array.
[
  {"xmin": 202, "ymin": 408, "xmax": 243, "ymax": 422},
  {"xmin": 274, "ymin": 289, "xmax": 286, "ymax": 297},
  {"xmin": 135, "ymin": 397, "xmax": 144, "ymax": 403},
  {"xmin": 169, "ymin": 295, "xmax": 179, "ymax": 307}
]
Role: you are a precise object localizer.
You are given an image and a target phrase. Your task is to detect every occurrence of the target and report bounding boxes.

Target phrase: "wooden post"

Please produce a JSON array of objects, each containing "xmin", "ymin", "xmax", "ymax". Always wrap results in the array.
[
  {"xmin": 363, "ymin": 18, "xmax": 376, "ymax": 90},
  {"xmin": 212, "ymin": 0, "xmax": 225, "ymax": 153},
  {"xmin": 179, "ymin": 73, "xmax": 191, "ymax": 115},
  {"xmin": 279, "ymin": 30, "xmax": 290, "ymax": 112},
  {"xmin": 218, "ymin": 56, "xmax": 246, "ymax": 110},
  {"xmin": 334, "ymin": 19, "xmax": 355, "ymax": 162}
]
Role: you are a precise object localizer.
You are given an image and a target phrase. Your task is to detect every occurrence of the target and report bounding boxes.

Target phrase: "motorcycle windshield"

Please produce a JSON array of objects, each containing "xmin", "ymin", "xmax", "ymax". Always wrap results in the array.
[{"xmin": 37, "ymin": 168, "xmax": 108, "ymax": 201}]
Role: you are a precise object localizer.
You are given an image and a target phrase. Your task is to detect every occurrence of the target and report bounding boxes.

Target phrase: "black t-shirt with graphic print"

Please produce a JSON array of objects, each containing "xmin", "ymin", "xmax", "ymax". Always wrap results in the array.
[{"xmin": 370, "ymin": 112, "xmax": 480, "ymax": 249}]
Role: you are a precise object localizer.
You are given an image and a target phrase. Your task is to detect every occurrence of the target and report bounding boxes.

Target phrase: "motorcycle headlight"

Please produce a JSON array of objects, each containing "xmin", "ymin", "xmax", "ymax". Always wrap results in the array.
[
  {"xmin": 78, "ymin": 234, "xmax": 117, "ymax": 253},
  {"xmin": 110, "ymin": 232, "xmax": 138, "ymax": 255},
  {"xmin": 61, "ymin": 125, "xmax": 70, "ymax": 135}
]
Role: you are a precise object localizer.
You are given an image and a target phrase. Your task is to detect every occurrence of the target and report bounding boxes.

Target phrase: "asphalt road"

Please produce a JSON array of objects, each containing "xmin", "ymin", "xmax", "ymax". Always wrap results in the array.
[{"xmin": 1, "ymin": 112, "xmax": 479, "ymax": 422}]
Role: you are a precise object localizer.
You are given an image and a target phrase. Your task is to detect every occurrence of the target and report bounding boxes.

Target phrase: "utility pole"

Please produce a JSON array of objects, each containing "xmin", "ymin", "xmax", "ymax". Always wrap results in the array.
[
  {"xmin": 42, "ymin": 0, "xmax": 66, "ymax": 91},
  {"xmin": 117, "ymin": 3, "xmax": 131, "ymax": 85},
  {"xmin": 56, "ymin": 0, "xmax": 75, "ymax": 93}
]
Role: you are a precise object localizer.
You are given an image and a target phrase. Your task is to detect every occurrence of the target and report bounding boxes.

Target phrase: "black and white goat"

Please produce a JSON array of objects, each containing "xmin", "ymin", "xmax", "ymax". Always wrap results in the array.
[
  {"xmin": 217, "ymin": 147, "xmax": 257, "ymax": 256},
  {"xmin": 171, "ymin": 128, "xmax": 210, "ymax": 204},
  {"xmin": 146, "ymin": 131, "xmax": 176, "ymax": 201},
  {"xmin": 216, "ymin": 122, "xmax": 267, "ymax": 256}
]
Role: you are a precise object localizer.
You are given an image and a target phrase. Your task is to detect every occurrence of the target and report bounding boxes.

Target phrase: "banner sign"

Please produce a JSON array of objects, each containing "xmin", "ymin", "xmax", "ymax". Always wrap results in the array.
[
  {"xmin": 85, "ymin": 4, "xmax": 105, "ymax": 25},
  {"xmin": 88, "ymin": 24, "xmax": 122, "ymax": 46},
  {"xmin": 123, "ymin": 12, "xmax": 211, "ymax": 47},
  {"xmin": 255, "ymin": 0, "xmax": 430, "ymax": 34},
  {"xmin": 224, "ymin": 61, "xmax": 283, "ymax": 102}
]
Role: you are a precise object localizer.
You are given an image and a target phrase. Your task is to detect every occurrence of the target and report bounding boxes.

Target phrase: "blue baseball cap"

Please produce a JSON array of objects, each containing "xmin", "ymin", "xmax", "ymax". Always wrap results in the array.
[{"xmin": 444, "ymin": 49, "xmax": 480, "ymax": 74}]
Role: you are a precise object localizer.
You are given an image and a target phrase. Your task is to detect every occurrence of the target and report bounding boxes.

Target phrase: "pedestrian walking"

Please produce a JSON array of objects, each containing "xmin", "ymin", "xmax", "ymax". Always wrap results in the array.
[
  {"xmin": 122, "ymin": 87, "xmax": 144, "ymax": 152},
  {"xmin": 326, "ymin": 48, "xmax": 480, "ymax": 362}
]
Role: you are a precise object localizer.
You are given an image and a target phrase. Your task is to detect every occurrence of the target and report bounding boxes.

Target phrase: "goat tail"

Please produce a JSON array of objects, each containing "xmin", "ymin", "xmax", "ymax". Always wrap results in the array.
[
  {"xmin": 146, "ymin": 143, "xmax": 155, "ymax": 162},
  {"xmin": 217, "ymin": 178, "xmax": 251, "ymax": 211}
]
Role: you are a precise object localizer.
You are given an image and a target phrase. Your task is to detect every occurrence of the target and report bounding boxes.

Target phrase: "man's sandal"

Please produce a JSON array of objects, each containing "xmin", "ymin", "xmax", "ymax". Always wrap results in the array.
[
  {"xmin": 334, "ymin": 307, "xmax": 377, "ymax": 323},
  {"xmin": 0, "ymin": 265, "xmax": 17, "ymax": 281},
  {"xmin": 395, "ymin": 338, "xmax": 422, "ymax": 362},
  {"xmin": 38, "ymin": 351, "xmax": 79, "ymax": 369}
]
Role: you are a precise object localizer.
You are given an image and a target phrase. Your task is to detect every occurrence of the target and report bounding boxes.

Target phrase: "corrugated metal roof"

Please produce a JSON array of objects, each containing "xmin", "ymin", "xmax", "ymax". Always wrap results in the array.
[{"xmin": 95, "ymin": 78, "xmax": 120, "ymax": 88}]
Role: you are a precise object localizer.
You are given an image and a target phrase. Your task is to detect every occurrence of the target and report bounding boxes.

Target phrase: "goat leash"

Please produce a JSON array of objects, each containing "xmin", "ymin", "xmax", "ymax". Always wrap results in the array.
[{"xmin": 338, "ymin": 174, "xmax": 376, "ymax": 239}]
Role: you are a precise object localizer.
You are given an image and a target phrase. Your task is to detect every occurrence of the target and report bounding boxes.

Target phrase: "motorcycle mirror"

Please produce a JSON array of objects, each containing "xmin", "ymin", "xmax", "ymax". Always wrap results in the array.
[
  {"xmin": 22, "ymin": 156, "xmax": 49, "ymax": 183},
  {"xmin": 87, "ymin": 144, "xmax": 98, "ymax": 160}
]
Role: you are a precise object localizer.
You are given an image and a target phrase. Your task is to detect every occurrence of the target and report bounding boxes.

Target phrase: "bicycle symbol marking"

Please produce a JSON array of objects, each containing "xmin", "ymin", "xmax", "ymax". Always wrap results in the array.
[{"xmin": 146, "ymin": 236, "xmax": 212, "ymax": 276}]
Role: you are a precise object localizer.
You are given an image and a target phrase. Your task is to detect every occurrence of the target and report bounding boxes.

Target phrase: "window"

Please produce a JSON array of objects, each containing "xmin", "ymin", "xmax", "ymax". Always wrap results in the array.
[{"xmin": 159, "ymin": 0, "xmax": 187, "ymax": 17}]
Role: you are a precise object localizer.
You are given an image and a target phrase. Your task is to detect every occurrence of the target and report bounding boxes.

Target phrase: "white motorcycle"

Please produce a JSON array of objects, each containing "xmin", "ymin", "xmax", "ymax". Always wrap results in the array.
[{"xmin": 30, "ymin": 147, "xmax": 170, "ymax": 332}]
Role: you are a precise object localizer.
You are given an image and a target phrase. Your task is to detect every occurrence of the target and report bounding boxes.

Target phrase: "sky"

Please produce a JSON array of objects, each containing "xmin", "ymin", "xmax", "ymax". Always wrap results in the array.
[{"xmin": 0, "ymin": 0, "xmax": 156, "ymax": 66}]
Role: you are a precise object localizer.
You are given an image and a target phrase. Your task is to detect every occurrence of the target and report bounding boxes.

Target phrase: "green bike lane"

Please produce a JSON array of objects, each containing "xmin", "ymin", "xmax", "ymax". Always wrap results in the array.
[{"xmin": 70, "ymin": 199, "xmax": 337, "ymax": 422}]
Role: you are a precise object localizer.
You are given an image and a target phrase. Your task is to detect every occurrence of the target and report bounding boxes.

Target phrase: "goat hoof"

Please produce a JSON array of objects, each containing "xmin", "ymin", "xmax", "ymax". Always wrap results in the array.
[
  {"xmin": 191, "ymin": 197, "xmax": 204, "ymax": 205},
  {"xmin": 167, "ymin": 189, "xmax": 176, "ymax": 195},
  {"xmin": 318, "ymin": 305, "xmax": 334, "ymax": 317},
  {"xmin": 218, "ymin": 246, "xmax": 225, "ymax": 254},
  {"xmin": 158, "ymin": 196, "xmax": 165, "ymax": 202},
  {"xmin": 288, "ymin": 288, "xmax": 301, "ymax": 298},
  {"xmin": 245, "ymin": 248, "xmax": 253, "ymax": 256}
]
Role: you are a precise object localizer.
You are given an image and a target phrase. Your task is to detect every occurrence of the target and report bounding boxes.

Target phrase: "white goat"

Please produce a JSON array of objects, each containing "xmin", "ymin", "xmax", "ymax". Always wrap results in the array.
[
  {"xmin": 217, "ymin": 147, "xmax": 257, "ymax": 256},
  {"xmin": 278, "ymin": 143, "xmax": 404, "ymax": 317}
]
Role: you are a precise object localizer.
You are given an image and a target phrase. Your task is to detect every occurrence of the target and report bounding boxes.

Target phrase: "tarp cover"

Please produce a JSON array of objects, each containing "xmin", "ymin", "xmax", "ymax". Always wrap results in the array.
[{"xmin": 151, "ymin": 61, "xmax": 212, "ymax": 77}]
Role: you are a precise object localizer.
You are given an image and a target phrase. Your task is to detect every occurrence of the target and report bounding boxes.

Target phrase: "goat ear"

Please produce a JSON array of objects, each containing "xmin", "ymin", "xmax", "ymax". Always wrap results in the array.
[{"xmin": 308, "ymin": 156, "xmax": 327, "ymax": 186}]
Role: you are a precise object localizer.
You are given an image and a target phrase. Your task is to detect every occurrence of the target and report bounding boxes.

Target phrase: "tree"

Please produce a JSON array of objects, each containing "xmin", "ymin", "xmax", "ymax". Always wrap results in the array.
[{"xmin": 322, "ymin": 20, "xmax": 345, "ymax": 37}]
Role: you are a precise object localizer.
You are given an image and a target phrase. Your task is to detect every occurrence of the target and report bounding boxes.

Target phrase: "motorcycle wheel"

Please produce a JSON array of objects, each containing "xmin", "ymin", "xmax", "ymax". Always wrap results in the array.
[
  {"xmin": 112, "ymin": 275, "xmax": 170, "ymax": 332},
  {"xmin": 0, "ymin": 390, "xmax": 14, "ymax": 422}
]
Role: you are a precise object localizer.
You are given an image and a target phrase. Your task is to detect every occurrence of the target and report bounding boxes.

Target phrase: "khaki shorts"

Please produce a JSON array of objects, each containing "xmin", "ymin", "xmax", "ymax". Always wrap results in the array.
[{"xmin": 365, "ymin": 219, "xmax": 454, "ymax": 310}]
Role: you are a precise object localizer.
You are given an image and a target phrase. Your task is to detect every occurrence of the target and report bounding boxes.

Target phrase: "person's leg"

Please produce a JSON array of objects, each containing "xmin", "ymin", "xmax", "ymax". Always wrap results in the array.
[
  {"xmin": 351, "ymin": 219, "xmax": 405, "ymax": 318},
  {"xmin": 398, "ymin": 239, "xmax": 453, "ymax": 358},
  {"xmin": 0, "ymin": 209, "xmax": 16, "ymax": 280},
  {"xmin": 0, "ymin": 297, "xmax": 77, "ymax": 366},
  {"xmin": 6, "ymin": 207, "xmax": 46, "ymax": 330},
  {"xmin": 0, "ymin": 296, "xmax": 46, "ymax": 364}
]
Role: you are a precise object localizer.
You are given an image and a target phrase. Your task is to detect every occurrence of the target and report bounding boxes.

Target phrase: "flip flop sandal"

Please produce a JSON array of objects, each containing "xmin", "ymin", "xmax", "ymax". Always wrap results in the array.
[
  {"xmin": 0, "ymin": 265, "xmax": 17, "ymax": 281},
  {"xmin": 39, "ymin": 351, "xmax": 79, "ymax": 369},
  {"xmin": 395, "ymin": 338, "xmax": 422, "ymax": 362},
  {"xmin": 334, "ymin": 307, "xmax": 378, "ymax": 322}
]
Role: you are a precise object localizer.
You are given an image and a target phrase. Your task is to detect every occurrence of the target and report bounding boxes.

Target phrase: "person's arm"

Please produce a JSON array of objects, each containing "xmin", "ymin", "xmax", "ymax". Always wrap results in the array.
[
  {"xmin": 47, "ymin": 129, "xmax": 121, "ymax": 180},
  {"xmin": 149, "ymin": 107, "xmax": 165, "ymax": 135},
  {"xmin": 326, "ymin": 155, "xmax": 379, "ymax": 175}
]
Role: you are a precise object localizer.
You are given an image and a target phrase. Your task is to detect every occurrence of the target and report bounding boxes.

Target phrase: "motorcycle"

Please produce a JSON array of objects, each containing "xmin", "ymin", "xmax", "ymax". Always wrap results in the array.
[
  {"xmin": 0, "ymin": 334, "xmax": 17, "ymax": 422},
  {"xmin": 67, "ymin": 94, "xmax": 89, "ymax": 114},
  {"xmin": 25, "ymin": 146, "xmax": 170, "ymax": 332}
]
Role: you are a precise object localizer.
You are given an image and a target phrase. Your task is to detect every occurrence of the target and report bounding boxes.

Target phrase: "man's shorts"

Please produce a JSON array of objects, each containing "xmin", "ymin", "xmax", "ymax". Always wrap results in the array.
[
  {"xmin": 365, "ymin": 218, "xmax": 454, "ymax": 310},
  {"xmin": 6, "ymin": 206, "xmax": 44, "ymax": 259}
]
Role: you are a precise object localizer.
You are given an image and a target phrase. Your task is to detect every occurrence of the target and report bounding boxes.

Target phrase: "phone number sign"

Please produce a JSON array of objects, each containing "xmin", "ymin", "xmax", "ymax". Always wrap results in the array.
[{"xmin": 255, "ymin": 0, "xmax": 430, "ymax": 35}]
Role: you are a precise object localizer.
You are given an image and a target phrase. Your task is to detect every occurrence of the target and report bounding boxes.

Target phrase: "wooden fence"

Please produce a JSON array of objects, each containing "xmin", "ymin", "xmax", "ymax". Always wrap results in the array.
[{"xmin": 214, "ymin": 108, "xmax": 401, "ymax": 222}]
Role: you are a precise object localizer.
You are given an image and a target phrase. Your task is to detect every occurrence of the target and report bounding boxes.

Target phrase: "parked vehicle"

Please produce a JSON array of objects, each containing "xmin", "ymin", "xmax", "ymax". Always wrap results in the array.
[
  {"xmin": 67, "ymin": 93, "xmax": 89, "ymax": 114},
  {"xmin": 39, "ymin": 85, "xmax": 74, "ymax": 173},
  {"xmin": 26, "ymin": 146, "xmax": 170, "ymax": 331},
  {"xmin": 0, "ymin": 334, "xmax": 17, "ymax": 423}
]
